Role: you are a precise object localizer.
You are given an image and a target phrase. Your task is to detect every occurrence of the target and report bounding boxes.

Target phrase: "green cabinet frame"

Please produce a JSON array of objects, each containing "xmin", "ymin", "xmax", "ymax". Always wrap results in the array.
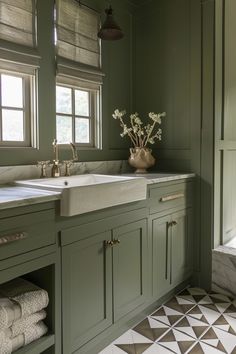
[{"xmin": 152, "ymin": 208, "xmax": 193, "ymax": 299}]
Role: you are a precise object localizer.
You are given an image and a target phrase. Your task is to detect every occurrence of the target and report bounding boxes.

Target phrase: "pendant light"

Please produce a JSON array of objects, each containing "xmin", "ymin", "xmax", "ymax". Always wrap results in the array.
[{"xmin": 98, "ymin": 5, "xmax": 124, "ymax": 41}]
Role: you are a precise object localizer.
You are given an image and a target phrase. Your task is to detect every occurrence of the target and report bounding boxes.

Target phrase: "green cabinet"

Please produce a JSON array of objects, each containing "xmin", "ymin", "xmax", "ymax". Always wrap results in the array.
[
  {"xmin": 152, "ymin": 208, "xmax": 193, "ymax": 299},
  {"xmin": 61, "ymin": 211, "xmax": 148, "ymax": 354},
  {"xmin": 152, "ymin": 215, "xmax": 172, "ymax": 298},
  {"xmin": 62, "ymin": 231, "xmax": 113, "ymax": 353},
  {"xmin": 113, "ymin": 220, "xmax": 147, "ymax": 321},
  {"xmin": 171, "ymin": 209, "xmax": 193, "ymax": 285}
]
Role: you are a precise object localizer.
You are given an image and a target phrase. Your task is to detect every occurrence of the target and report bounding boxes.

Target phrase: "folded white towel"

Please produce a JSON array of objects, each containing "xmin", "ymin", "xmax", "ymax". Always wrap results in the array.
[
  {"xmin": 24, "ymin": 321, "xmax": 48, "ymax": 346},
  {"xmin": 0, "ymin": 299, "xmax": 21, "ymax": 331},
  {"xmin": 0, "ymin": 321, "xmax": 48, "ymax": 354},
  {"xmin": 0, "ymin": 310, "xmax": 47, "ymax": 340},
  {"xmin": 0, "ymin": 278, "xmax": 49, "ymax": 329}
]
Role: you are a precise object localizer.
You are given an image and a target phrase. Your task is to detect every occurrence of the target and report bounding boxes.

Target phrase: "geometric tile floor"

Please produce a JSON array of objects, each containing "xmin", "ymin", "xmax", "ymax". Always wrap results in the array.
[{"xmin": 98, "ymin": 288, "xmax": 236, "ymax": 354}]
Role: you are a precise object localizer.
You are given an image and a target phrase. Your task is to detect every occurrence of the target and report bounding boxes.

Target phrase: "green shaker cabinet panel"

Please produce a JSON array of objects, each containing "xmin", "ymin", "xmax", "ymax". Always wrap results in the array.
[
  {"xmin": 171, "ymin": 209, "xmax": 193, "ymax": 286},
  {"xmin": 152, "ymin": 208, "xmax": 193, "ymax": 299},
  {"xmin": 113, "ymin": 220, "xmax": 148, "ymax": 321},
  {"xmin": 62, "ymin": 231, "xmax": 113, "ymax": 353},
  {"xmin": 152, "ymin": 215, "xmax": 172, "ymax": 298}
]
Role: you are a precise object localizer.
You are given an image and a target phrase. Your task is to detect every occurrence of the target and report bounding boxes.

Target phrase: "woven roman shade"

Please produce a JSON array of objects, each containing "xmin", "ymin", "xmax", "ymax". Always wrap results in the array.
[
  {"xmin": 0, "ymin": 0, "xmax": 39, "ymax": 68},
  {"xmin": 56, "ymin": 0, "xmax": 103, "ymax": 82},
  {"xmin": 0, "ymin": 0, "xmax": 36, "ymax": 47}
]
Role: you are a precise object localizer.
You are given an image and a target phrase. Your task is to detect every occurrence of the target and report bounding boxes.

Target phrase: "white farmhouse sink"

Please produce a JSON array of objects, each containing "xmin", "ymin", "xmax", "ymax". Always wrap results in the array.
[{"xmin": 16, "ymin": 174, "xmax": 147, "ymax": 216}]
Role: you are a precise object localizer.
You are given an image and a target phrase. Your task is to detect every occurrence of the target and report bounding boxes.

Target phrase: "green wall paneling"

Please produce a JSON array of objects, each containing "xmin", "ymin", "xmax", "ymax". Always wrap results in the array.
[{"xmin": 214, "ymin": 0, "xmax": 236, "ymax": 248}]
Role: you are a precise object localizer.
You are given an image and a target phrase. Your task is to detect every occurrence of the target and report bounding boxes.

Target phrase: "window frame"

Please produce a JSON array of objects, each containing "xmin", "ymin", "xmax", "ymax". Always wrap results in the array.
[
  {"xmin": 56, "ymin": 77, "xmax": 101, "ymax": 150},
  {"xmin": 0, "ymin": 69, "xmax": 35, "ymax": 148}
]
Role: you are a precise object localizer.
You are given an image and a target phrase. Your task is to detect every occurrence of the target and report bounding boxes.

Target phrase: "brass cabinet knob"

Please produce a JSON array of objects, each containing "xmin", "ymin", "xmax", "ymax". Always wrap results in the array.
[
  {"xmin": 172, "ymin": 221, "xmax": 178, "ymax": 226},
  {"xmin": 113, "ymin": 239, "xmax": 121, "ymax": 245},
  {"xmin": 104, "ymin": 240, "xmax": 114, "ymax": 248}
]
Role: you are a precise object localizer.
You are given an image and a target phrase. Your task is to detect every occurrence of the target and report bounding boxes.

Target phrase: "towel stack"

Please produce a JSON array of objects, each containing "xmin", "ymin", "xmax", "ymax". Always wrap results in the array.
[{"xmin": 0, "ymin": 278, "xmax": 49, "ymax": 354}]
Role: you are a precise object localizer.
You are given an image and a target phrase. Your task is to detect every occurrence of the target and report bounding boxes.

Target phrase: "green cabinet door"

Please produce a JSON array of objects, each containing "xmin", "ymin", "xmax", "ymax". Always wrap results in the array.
[
  {"xmin": 113, "ymin": 219, "xmax": 148, "ymax": 322},
  {"xmin": 171, "ymin": 209, "xmax": 193, "ymax": 286},
  {"xmin": 62, "ymin": 231, "xmax": 113, "ymax": 353},
  {"xmin": 152, "ymin": 215, "xmax": 172, "ymax": 298}
]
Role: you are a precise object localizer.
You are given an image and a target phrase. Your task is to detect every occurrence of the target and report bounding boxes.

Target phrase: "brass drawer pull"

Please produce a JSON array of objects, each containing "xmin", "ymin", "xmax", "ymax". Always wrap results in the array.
[
  {"xmin": 160, "ymin": 193, "xmax": 184, "ymax": 202},
  {"xmin": 0, "ymin": 232, "xmax": 28, "ymax": 246}
]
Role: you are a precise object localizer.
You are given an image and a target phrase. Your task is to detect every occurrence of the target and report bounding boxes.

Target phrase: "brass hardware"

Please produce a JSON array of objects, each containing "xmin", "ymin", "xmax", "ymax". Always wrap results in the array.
[
  {"xmin": 172, "ymin": 221, "xmax": 178, "ymax": 226},
  {"xmin": 52, "ymin": 139, "xmax": 61, "ymax": 177},
  {"xmin": 160, "ymin": 193, "xmax": 184, "ymax": 203},
  {"xmin": 104, "ymin": 240, "xmax": 114, "ymax": 248},
  {"xmin": 63, "ymin": 160, "xmax": 73, "ymax": 177},
  {"xmin": 37, "ymin": 161, "xmax": 50, "ymax": 178},
  {"xmin": 113, "ymin": 239, "xmax": 121, "ymax": 245},
  {"xmin": 0, "ymin": 232, "xmax": 28, "ymax": 246},
  {"xmin": 70, "ymin": 143, "xmax": 79, "ymax": 162}
]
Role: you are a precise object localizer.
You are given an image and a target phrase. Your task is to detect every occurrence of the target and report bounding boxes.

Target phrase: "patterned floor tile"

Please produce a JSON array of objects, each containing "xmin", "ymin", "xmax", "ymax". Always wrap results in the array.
[{"xmin": 98, "ymin": 288, "xmax": 236, "ymax": 354}]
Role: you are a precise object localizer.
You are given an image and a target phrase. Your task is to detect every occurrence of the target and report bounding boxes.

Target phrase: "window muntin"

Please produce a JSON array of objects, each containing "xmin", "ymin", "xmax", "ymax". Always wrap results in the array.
[
  {"xmin": 0, "ymin": 71, "xmax": 32, "ymax": 146},
  {"xmin": 56, "ymin": 83, "xmax": 98, "ymax": 147}
]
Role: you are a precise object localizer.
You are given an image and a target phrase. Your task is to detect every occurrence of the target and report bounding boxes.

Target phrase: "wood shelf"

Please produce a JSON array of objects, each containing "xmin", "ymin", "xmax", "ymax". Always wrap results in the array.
[{"xmin": 15, "ymin": 334, "xmax": 55, "ymax": 354}]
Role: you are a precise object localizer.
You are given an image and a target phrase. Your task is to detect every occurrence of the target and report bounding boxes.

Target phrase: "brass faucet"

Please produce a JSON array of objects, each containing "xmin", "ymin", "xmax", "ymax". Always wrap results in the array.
[
  {"xmin": 63, "ymin": 143, "xmax": 79, "ymax": 176},
  {"xmin": 51, "ymin": 139, "xmax": 79, "ymax": 177},
  {"xmin": 70, "ymin": 142, "xmax": 78, "ymax": 162},
  {"xmin": 52, "ymin": 139, "xmax": 61, "ymax": 177}
]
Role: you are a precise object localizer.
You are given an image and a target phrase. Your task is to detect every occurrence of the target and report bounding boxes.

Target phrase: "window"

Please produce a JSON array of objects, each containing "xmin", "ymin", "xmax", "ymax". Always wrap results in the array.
[
  {"xmin": 56, "ymin": 82, "xmax": 100, "ymax": 147},
  {"xmin": 0, "ymin": 0, "xmax": 38, "ymax": 149},
  {"xmin": 0, "ymin": 71, "xmax": 33, "ymax": 146},
  {"xmin": 55, "ymin": 0, "xmax": 104, "ymax": 149}
]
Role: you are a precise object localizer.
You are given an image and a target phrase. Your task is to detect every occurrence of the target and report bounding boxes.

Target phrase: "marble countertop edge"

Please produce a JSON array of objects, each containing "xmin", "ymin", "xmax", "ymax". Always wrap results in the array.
[
  {"xmin": 0, "ymin": 172, "xmax": 195, "ymax": 210},
  {"xmin": 0, "ymin": 186, "xmax": 61, "ymax": 210}
]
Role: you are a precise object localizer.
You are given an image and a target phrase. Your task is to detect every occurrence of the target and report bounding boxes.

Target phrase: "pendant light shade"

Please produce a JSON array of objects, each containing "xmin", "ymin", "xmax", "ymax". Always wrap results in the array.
[{"xmin": 98, "ymin": 6, "xmax": 124, "ymax": 41}]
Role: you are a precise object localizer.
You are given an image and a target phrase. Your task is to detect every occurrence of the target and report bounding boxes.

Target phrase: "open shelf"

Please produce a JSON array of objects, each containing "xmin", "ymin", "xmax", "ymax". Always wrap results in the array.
[{"xmin": 15, "ymin": 334, "xmax": 55, "ymax": 354}]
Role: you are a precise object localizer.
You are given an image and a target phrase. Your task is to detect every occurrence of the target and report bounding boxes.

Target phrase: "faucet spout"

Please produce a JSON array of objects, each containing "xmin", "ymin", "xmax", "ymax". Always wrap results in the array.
[
  {"xmin": 52, "ymin": 139, "xmax": 61, "ymax": 177},
  {"xmin": 70, "ymin": 142, "xmax": 78, "ymax": 161}
]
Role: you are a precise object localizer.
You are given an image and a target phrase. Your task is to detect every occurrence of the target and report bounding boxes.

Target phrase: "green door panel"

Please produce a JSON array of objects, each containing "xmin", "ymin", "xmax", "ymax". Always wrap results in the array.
[
  {"xmin": 112, "ymin": 219, "xmax": 148, "ymax": 322},
  {"xmin": 171, "ymin": 208, "xmax": 193, "ymax": 285},
  {"xmin": 62, "ymin": 231, "xmax": 113, "ymax": 353},
  {"xmin": 152, "ymin": 215, "xmax": 172, "ymax": 298}
]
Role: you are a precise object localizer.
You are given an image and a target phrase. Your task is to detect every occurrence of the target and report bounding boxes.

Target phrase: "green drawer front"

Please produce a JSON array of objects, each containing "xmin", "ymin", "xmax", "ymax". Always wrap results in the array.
[
  {"xmin": 149, "ymin": 182, "xmax": 193, "ymax": 214},
  {"xmin": 0, "ymin": 209, "xmax": 55, "ymax": 260}
]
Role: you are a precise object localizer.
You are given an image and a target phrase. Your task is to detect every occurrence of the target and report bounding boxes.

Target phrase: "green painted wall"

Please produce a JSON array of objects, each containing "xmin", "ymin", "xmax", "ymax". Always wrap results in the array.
[
  {"xmin": 0, "ymin": 0, "xmax": 136, "ymax": 166},
  {"xmin": 133, "ymin": 0, "xmax": 216, "ymax": 290}
]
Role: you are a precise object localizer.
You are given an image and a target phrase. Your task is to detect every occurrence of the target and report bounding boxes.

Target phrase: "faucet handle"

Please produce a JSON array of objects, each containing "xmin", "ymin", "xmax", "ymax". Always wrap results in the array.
[
  {"xmin": 37, "ymin": 160, "xmax": 50, "ymax": 178},
  {"xmin": 63, "ymin": 160, "xmax": 73, "ymax": 177}
]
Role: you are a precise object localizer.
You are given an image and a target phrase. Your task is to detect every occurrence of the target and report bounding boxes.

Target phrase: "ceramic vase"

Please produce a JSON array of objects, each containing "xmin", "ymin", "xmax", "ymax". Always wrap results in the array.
[{"xmin": 128, "ymin": 147, "xmax": 155, "ymax": 173}]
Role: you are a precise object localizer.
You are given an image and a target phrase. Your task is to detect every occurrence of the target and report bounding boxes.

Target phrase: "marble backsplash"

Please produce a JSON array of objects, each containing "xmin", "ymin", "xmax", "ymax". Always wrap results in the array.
[{"xmin": 0, "ymin": 160, "xmax": 133, "ymax": 185}]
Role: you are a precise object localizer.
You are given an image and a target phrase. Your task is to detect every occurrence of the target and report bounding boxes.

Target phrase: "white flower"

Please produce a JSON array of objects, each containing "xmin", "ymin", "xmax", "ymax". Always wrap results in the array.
[
  {"xmin": 112, "ymin": 109, "xmax": 126, "ymax": 120},
  {"xmin": 148, "ymin": 138, "xmax": 155, "ymax": 144},
  {"xmin": 112, "ymin": 108, "xmax": 166, "ymax": 147},
  {"xmin": 149, "ymin": 112, "xmax": 161, "ymax": 124}
]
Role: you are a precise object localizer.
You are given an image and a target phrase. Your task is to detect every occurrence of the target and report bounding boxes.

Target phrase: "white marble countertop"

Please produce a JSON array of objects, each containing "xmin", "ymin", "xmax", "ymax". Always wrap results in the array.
[
  {"xmin": 0, "ymin": 172, "xmax": 195, "ymax": 211},
  {"xmin": 120, "ymin": 172, "xmax": 195, "ymax": 184},
  {"xmin": 0, "ymin": 186, "xmax": 61, "ymax": 211}
]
